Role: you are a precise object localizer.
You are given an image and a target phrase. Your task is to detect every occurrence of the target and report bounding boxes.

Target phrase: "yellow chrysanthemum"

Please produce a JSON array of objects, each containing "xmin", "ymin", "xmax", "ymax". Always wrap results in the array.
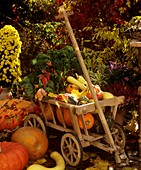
[
  {"xmin": 3, "ymin": 68, "xmax": 7, "ymax": 74},
  {"xmin": 0, "ymin": 25, "xmax": 22, "ymax": 86}
]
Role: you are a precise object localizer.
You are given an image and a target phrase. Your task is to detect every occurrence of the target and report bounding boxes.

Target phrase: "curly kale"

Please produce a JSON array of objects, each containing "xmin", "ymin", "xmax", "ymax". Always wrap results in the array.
[
  {"xmin": 20, "ymin": 45, "xmax": 88, "ymax": 98},
  {"xmin": 47, "ymin": 45, "xmax": 87, "ymax": 75},
  {"xmin": 30, "ymin": 53, "xmax": 51, "ymax": 72}
]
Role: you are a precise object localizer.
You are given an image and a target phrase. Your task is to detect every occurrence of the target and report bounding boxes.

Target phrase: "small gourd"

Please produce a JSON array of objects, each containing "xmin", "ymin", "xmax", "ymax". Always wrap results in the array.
[
  {"xmin": 26, "ymin": 151, "xmax": 65, "ymax": 170},
  {"xmin": 65, "ymin": 84, "xmax": 78, "ymax": 93}
]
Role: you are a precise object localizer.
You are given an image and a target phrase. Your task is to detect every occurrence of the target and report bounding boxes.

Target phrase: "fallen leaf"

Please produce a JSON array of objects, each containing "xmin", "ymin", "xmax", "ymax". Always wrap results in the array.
[{"xmin": 85, "ymin": 157, "xmax": 110, "ymax": 170}]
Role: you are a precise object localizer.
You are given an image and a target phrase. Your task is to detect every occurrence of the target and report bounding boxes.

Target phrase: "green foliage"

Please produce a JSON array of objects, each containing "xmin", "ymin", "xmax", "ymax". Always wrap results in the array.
[
  {"xmin": 83, "ymin": 21, "xmax": 139, "ymax": 72},
  {"xmin": 88, "ymin": 64, "xmax": 108, "ymax": 86},
  {"xmin": 101, "ymin": 61, "xmax": 140, "ymax": 108},
  {"xmin": 0, "ymin": 0, "xmax": 71, "ymax": 75},
  {"xmin": 20, "ymin": 21, "xmax": 70, "ymax": 74},
  {"xmin": 82, "ymin": 17, "xmax": 141, "ymax": 107},
  {"xmin": 20, "ymin": 74, "xmax": 37, "ymax": 98},
  {"xmin": 20, "ymin": 46, "xmax": 86, "ymax": 98},
  {"xmin": 123, "ymin": 16, "xmax": 141, "ymax": 40},
  {"xmin": 47, "ymin": 45, "xmax": 86, "ymax": 75},
  {"xmin": 31, "ymin": 53, "xmax": 51, "ymax": 72},
  {"xmin": 20, "ymin": 53, "xmax": 54, "ymax": 98},
  {"xmin": 126, "ymin": 16, "xmax": 141, "ymax": 27}
]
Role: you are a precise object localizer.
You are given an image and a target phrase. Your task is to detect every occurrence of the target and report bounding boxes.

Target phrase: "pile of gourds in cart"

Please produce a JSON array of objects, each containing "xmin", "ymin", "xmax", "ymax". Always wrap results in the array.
[{"xmin": 0, "ymin": 73, "xmax": 116, "ymax": 170}]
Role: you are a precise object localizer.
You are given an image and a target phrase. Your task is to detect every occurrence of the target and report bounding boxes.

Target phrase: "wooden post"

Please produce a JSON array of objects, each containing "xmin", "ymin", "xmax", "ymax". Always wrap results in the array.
[
  {"xmin": 138, "ymin": 86, "xmax": 141, "ymax": 160},
  {"xmin": 56, "ymin": 5, "xmax": 119, "ymax": 155},
  {"xmin": 130, "ymin": 39, "xmax": 141, "ymax": 73},
  {"xmin": 130, "ymin": 39, "xmax": 141, "ymax": 160}
]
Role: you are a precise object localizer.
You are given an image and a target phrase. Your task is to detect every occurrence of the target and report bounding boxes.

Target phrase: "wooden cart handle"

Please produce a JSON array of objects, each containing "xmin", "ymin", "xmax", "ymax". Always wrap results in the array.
[{"xmin": 55, "ymin": 5, "xmax": 118, "ymax": 153}]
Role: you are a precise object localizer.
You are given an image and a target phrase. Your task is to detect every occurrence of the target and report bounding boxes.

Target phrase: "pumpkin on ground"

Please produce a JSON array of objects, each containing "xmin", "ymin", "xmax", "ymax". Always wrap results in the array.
[
  {"xmin": 0, "ymin": 141, "xmax": 29, "ymax": 170},
  {"xmin": 11, "ymin": 126, "xmax": 48, "ymax": 160},
  {"xmin": 0, "ymin": 99, "xmax": 10, "ymax": 108},
  {"xmin": 0, "ymin": 99, "xmax": 37, "ymax": 131},
  {"xmin": 0, "ymin": 108, "xmax": 24, "ymax": 131}
]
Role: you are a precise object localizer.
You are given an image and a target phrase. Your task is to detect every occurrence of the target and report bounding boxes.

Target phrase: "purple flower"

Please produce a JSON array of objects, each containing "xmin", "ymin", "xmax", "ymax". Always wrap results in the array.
[
  {"xmin": 109, "ymin": 61, "xmax": 118, "ymax": 70},
  {"xmin": 124, "ymin": 77, "xmax": 129, "ymax": 81}
]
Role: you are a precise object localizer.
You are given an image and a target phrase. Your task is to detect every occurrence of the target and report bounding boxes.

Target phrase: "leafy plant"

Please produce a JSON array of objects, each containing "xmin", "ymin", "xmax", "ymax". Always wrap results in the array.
[
  {"xmin": 123, "ymin": 16, "xmax": 141, "ymax": 40},
  {"xmin": 47, "ymin": 45, "xmax": 86, "ymax": 74},
  {"xmin": 88, "ymin": 64, "xmax": 108, "ymax": 86},
  {"xmin": 101, "ymin": 61, "xmax": 140, "ymax": 104},
  {"xmin": 20, "ymin": 46, "xmax": 86, "ymax": 98},
  {"xmin": 20, "ymin": 53, "xmax": 54, "ymax": 98},
  {"xmin": 84, "ymin": 23, "xmax": 139, "ymax": 69}
]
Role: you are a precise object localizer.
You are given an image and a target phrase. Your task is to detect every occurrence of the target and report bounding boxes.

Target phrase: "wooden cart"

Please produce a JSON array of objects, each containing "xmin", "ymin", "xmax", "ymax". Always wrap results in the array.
[
  {"xmin": 24, "ymin": 5, "xmax": 127, "ymax": 166},
  {"xmin": 24, "ymin": 96, "xmax": 126, "ymax": 166}
]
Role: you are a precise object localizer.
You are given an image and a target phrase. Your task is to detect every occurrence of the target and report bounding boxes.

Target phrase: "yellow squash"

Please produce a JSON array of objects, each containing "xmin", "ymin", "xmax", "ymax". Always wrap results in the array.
[
  {"xmin": 26, "ymin": 151, "xmax": 65, "ymax": 170},
  {"xmin": 67, "ymin": 76, "xmax": 87, "ymax": 90}
]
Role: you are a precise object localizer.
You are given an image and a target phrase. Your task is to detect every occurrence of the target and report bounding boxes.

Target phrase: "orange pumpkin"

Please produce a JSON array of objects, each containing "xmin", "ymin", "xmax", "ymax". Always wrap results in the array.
[
  {"xmin": 0, "ymin": 99, "xmax": 10, "ymax": 108},
  {"xmin": 6, "ymin": 98, "xmax": 21, "ymax": 108},
  {"xmin": 55, "ymin": 106, "xmax": 64, "ymax": 124},
  {"xmin": 65, "ymin": 84, "xmax": 78, "ymax": 93},
  {"xmin": 56, "ymin": 106, "xmax": 72, "ymax": 127},
  {"xmin": 0, "ymin": 141, "xmax": 29, "ymax": 170},
  {"xmin": 15, "ymin": 100, "xmax": 37, "ymax": 113},
  {"xmin": 11, "ymin": 126, "xmax": 48, "ymax": 160},
  {"xmin": 0, "ymin": 108, "xmax": 26, "ymax": 131},
  {"xmin": 43, "ymin": 104, "xmax": 54, "ymax": 121},
  {"xmin": 78, "ymin": 113, "xmax": 94, "ymax": 130},
  {"xmin": 0, "ymin": 99, "xmax": 37, "ymax": 131},
  {"xmin": 63, "ymin": 108, "xmax": 72, "ymax": 127}
]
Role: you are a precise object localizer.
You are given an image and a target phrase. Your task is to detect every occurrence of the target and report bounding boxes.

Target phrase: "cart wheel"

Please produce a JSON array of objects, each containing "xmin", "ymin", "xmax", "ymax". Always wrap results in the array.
[
  {"xmin": 23, "ymin": 114, "xmax": 46, "ymax": 134},
  {"xmin": 112, "ymin": 123, "xmax": 126, "ymax": 151},
  {"xmin": 61, "ymin": 133, "xmax": 83, "ymax": 167}
]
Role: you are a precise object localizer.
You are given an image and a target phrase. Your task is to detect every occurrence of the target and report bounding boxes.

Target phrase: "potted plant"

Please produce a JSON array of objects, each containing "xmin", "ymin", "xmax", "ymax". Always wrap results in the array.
[{"xmin": 0, "ymin": 25, "xmax": 22, "ymax": 99}]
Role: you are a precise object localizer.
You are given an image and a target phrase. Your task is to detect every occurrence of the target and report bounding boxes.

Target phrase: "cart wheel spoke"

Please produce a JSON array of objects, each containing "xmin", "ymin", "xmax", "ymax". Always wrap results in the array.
[
  {"xmin": 112, "ymin": 123, "xmax": 126, "ymax": 151},
  {"xmin": 72, "ymin": 151, "xmax": 78, "ymax": 159},
  {"xmin": 27, "ymin": 119, "xmax": 34, "ymax": 127},
  {"xmin": 61, "ymin": 133, "xmax": 83, "ymax": 166},
  {"xmin": 67, "ymin": 150, "xmax": 77, "ymax": 162},
  {"xmin": 73, "ymin": 147, "xmax": 79, "ymax": 153},
  {"xmin": 64, "ymin": 138, "xmax": 70, "ymax": 146},
  {"xmin": 72, "ymin": 141, "xmax": 76, "ymax": 147},
  {"xmin": 32, "ymin": 118, "xmax": 36, "ymax": 127}
]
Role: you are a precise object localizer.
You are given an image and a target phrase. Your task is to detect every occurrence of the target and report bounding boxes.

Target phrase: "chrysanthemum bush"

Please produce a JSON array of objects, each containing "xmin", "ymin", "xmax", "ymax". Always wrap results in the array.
[{"xmin": 0, "ymin": 25, "xmax": 22, "ymax": 87}]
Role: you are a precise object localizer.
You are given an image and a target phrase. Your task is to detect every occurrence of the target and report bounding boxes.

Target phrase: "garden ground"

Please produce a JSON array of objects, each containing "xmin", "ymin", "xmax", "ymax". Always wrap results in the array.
[
  {"xmin": 1, "ymin": 124, "xmax": 140, "ymax": 170},
  {"xmin": 42, "ymin": 129, "xmax": 141, "ymax": 170}
]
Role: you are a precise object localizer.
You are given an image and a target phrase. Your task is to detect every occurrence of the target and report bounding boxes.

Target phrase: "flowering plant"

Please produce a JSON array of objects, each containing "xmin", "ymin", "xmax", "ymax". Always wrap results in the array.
[
  {"xmin": 0, "ymin": 25, "xmax": 22, "ymax": 87},
  {"xmin": 102, "ymin": 61, "xmax": 140, "ymax": 105}
]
